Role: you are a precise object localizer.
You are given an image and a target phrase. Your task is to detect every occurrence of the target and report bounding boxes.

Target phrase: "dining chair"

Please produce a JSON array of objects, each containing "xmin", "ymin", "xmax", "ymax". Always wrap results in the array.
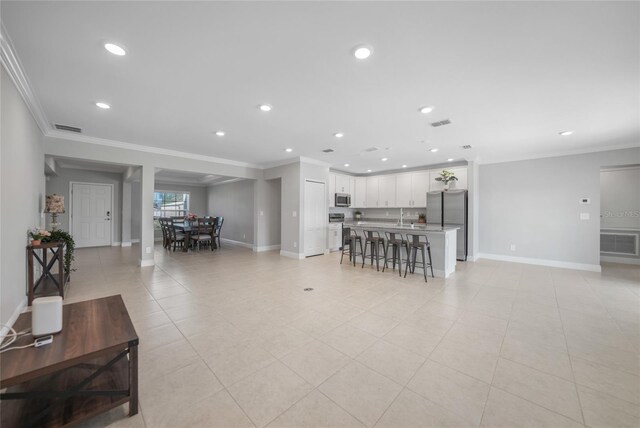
[
  {"xmin": 167, "ymin": 218, "xmax": 186, "ymax": 252},
  {"xmin": 190, "ymin": 218, "xmax": 215, "ymax": 251},
  {"xmin": 213, "ymin": 217, "xmax": 224, "ymax": 248}
]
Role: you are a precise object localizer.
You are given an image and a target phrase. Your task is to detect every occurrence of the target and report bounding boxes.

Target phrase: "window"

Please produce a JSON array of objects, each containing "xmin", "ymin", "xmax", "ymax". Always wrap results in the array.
[{"xmin": 153, "ymin": 191, "xmax": 190, "ymax": 218}]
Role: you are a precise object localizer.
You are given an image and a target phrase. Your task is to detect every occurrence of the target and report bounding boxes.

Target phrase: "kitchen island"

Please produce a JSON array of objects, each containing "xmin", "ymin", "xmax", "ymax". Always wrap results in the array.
[{"xmin": 344, "ymin": 221, "xmax": 458, "ymax": 278}]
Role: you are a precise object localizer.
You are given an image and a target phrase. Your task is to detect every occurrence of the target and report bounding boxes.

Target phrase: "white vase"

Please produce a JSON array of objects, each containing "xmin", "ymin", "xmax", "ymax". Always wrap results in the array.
[{"xmin": 449, "ymin": 180, "xmax": 456, "ymax": 190}]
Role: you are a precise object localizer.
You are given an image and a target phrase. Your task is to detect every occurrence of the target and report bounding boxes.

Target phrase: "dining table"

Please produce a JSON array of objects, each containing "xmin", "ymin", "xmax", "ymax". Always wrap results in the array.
[{"xmin": 172, "ymin": 221, "xmax": 217, "ymax": 252}]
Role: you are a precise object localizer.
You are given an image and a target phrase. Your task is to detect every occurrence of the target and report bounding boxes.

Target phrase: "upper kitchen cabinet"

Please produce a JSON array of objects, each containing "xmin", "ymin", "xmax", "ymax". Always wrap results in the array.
[
  {"xmin": 395, "ymin": 173, "xmax": 412, "ymax": 207},
  {"xmin": 429, "ymin": 167, "xmax": 468, "ymax": 191},
  {"xmin": 335, "ymin": 173, "xmax": 351, "ymax": 194},
  {"xmin": 411, "ymin": 171, "xmax": 430, "ymax": 207},
  {"xmin": 378, "ymin": 175, "xmax": 396, "ymax": 207},
  {"xmin": 354, "ymin": 177, "xmax": 367, "ymax": 208},
  {"xmin": 366, "ymin": 176, "xmax": 380, "ymax": 207},
  {"xmin": 329, "ymin": 173, "xmax": 336, "ymax": 207}
]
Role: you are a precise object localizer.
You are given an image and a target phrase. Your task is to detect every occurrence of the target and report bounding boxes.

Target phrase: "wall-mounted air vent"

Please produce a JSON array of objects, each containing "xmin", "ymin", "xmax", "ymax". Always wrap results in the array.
[
  {"xmin": 601, "ymin": 233, "xmax": 639, "ymax": 255},
  {"xmin": 430, "ymin": 119, "xmax": 452, "ymax": 127},
  {"xmin": 364, "ymin": 147, "xmax": 379, "ymax": 152},
  {"xmin": 54, "ymin": 124, "xmax": 82, "ymax": 133},
  {"xmin": 461, "ymin": 145, "xmax": 473, "ymax": 150},
  {"xmin": 322, "ymin": 149, "xmax": 335, "ymax": 153}
]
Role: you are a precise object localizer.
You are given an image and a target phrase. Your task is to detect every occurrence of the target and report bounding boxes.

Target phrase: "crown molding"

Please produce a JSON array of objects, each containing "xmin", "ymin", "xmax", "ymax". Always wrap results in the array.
[
  {"xmin": 0, "ymin": 22, "xmax": 50, "ymax": 134},
  {"xmin": 480, "ymin": 141, "xmax": 640, "ymax": 166},
  {"xmin": 46, "ymin": 130, "xmax": 262, "ymax": 169}
]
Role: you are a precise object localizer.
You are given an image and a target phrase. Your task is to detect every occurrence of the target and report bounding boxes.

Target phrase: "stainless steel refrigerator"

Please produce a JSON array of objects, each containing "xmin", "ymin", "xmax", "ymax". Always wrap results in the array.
[{"xmin": 426, "ymin": 190, "xmax": 468, "ymax": 261}]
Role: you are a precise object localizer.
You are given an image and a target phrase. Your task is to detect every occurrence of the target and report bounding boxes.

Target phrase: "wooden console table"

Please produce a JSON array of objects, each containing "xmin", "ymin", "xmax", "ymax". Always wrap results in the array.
[
  {"xmin": 26, "ymin": 241, "xmax": 68, "ymax": 305},
  {"xmin": 0, "ymin": 295, "xmax": 139, "ymax": 427}
]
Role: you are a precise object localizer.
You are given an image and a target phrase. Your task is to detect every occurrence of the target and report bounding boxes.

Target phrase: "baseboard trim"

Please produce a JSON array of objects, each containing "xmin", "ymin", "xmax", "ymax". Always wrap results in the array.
[
  {"xmin": 220, "ymin": 238, "xmax": 253, "ymax": 249},
  {"xmin": 1, "ymin": 298, "xmax": 27, "ymax": 338},
  {"xmin": 131, "ymin": 239, "xmax": 140, "ymax": 243},
  {"xmin": 139, "ymin": 258, "xmax": 155, "ymax": 267},
  {"xmin": 280, "ymin": 250, "xmax": 304, "ymax": 259},
  {"xmin": 600, "ymin": 255, "xmax": 640, "ymax": 266},
  {"xmin": 478, "ymin": 253, "xmax": 602, "ymax": 272},
  {"xmin": 253, "ymin": 244, "xmax": 281, "ymax": 252},
  {"xmin": 121, "ymin": 241, "xmax": 132, "ymax": 247},
  {"xmin": 112, "ymin": 241, "xmax": 121, "ymax": 247}
]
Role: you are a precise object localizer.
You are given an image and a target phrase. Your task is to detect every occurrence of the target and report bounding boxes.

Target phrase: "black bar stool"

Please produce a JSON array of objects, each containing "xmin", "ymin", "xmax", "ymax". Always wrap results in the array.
[
  {"xmin": 383, "ymin": 232, "xmax": 409, "ymax": 276},
  {"xmin": 362, "ymin": 230, "xmax": 387, "ymax": 271},
  {"xmin": 340, "ymin": 228, "xmax": 363, "ymax": 266},
  {"xmin": 404, "ymin": 233, "xmax": 435, "ymax": 282}
]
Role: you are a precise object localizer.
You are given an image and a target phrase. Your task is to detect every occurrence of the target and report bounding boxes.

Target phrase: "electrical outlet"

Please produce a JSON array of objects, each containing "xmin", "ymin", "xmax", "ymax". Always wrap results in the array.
[
  {"xmin": 386, "ymin": 212, "xmax": 389, "ymax": 216},
  {"xmin": 292, "ymin": 211, "xmax": 297, "ymax": 217},
  {"xmin": 293, "ymin": 241, "xmax": 297, "ymax": 248},
  {"xmin": 510, "ymin": 244, "xmax": 516, "ymax": 251},
  {"xmin": 145, "ymin": 246, "xmax": 152, "ymax": 254},
  {"xmin": 243, "ymin": 234, "xmax": 246, "ymax": 239},
  {"xmin": 580, "ymin": 213, "xmax": 590, "ymax": 220},
  {"xmin": 260, "ymin": 210, "xmax": 264, "ymax": 216}
]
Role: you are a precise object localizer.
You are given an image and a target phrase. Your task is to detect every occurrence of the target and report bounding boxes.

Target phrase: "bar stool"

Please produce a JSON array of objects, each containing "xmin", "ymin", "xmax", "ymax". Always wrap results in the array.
[
  {"xmin": 404, "ymin": 233, "xmax": 435, "ymax": 282},
  {"xmin": 383, "ymin": 232, "xmax": 409, "ymax": 276},
  {"xmin": 340, "ymin": 228, "xmax": 363, "ymax": 266},
  {"xmin": 362, "ymin": 230, "xmax": 387, "ymax": 271}
]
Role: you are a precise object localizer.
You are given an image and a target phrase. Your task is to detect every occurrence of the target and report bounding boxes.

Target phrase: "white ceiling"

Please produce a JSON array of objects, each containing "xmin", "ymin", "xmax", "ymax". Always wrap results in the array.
[{"xmin": 3, "ymin": 1, "xmax": 639, "ymax": 173}]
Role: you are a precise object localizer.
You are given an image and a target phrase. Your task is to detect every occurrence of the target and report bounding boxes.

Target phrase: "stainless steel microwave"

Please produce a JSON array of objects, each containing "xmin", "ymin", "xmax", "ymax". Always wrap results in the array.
[{"xmin": 335, "ymin": 193, "xmax": 351, "ymax": 207}]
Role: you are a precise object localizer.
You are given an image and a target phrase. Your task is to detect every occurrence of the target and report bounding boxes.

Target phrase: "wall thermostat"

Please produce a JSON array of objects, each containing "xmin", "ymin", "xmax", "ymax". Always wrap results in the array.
[{"xmin": 580, "ymin": 198, "xmax": 590, "ymax": 204}]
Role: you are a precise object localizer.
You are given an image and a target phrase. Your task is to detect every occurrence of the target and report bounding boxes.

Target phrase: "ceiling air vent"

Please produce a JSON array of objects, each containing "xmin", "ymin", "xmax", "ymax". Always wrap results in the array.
[
  {"xmin": 430, "ymin": 119, "xmax": 452, "ymax": 127},
  {"xmin": 461, "ymin": 144, "xmax": 473, "ymax": 150},
  {"xmin": 54, "ymin": 124, "xmax": 82, "ymax": 133},
  {"xmin": 364, "ymin": 147, "xmax": 379, "ymax": 152},
  {"xmin": 322, "ymin": 149, "xmax": 335, "ymax": 153}
]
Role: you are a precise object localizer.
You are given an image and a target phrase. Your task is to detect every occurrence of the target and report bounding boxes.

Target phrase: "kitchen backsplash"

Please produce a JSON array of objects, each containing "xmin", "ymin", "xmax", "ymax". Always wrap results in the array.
[{"xmin": 329, "ymin": 207, "xmax": 427, "ymax": 222}]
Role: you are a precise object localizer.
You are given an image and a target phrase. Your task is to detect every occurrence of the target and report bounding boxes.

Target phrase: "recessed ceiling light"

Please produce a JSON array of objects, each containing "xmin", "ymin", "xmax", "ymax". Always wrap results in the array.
[
  {"xmin": 367, "ymin": 169, "xmax": 372, "ymax": 173},
  {"xmin": 447, "ymin": 158, "xmax": 454, "ymax": 162},
  {"xmin": 353, "ymin": 45, "xmax": 372, "ymax": 59},
  {"xmin": 418, "ymin": 106, "xmax": 434, "ymax": 114},
  {"xmin": 285, "ymin": 148, "xmax": 293, "ymax": 152},
  {"xmin": 381, "ymin": 157, "xmax": 388, "ymax": 162},
  {"xmin": 104, "ymin": 43, "xmax": 126, "ymax": 56},
  {"xmin": 344, "ymin": 163, "xmax": 350, "ymax": 167},
  {"xmin": 258, "ymin": 104, "xmax": 272, "ymax": 112},
  {"xmin": 95, "ymin": 102, "xmax": 110, "ymax": 109},
  {"xmin": 429, "ymin": 148, "xmax": 439, "ymax": 153},
  {"xmin": 215, "ymin": 131, "xmax": 225, "ymax": 137},
  {"xmin": 334, "ymin": 132, "xmax": 344, "ymax": 138},
  {"xmin": 559, "ymin": 131, "xmax": 573, "ymax": 136},
  {"xmin": 402, "ymin": 165, "xmax": 408, "ymax": 168}
]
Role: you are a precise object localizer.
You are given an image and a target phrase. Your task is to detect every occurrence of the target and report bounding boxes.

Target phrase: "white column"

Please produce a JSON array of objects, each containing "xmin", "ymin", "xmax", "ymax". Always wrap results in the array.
[
  {"xmin": 139, "ymin": 164, "xmax": 155, "ymax": 266},
  {"xmin": 467, "ymin": 161, "xmax": 480, "ymax": 261},
  {"xmin": 121, "ymin": 181, "xmax": 132, "ymax": 246}
]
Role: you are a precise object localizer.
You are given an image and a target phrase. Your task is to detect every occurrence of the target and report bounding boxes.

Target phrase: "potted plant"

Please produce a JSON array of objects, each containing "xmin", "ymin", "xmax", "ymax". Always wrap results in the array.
[
  {"xmin": 42, "ymin": 229, "xmax": 76, "ymax": 275},
  {"xmin": 435, "ymin": 169, "xmax": 458, "ymax": 190},
  {"xmin": 354, "ymin": 210, "xmax": 362, "ymax": 220},
  {"xmin": 29, "ymin": 228, "xmax": 50, "ymax": 246},
  {"xmin": 418, "ymin": 213, "xmax": 427, "ymax": 224}
]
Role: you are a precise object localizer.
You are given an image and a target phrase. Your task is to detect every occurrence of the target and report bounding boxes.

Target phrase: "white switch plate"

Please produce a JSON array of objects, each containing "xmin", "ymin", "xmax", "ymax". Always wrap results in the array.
[
  {"xmin": 292, "ymin": 211, "xmax": 297, "ymax": 217},
  {"xmin": 260, "ymin": 210, "xmax": 264, "ymax": 216},
  {"xmin": 510, "ymin": 244, "xmax": 516, "ymax": 251},
  {"xmin": 580, "ymin": 213, "xmax": 590, "ymax": 220},
  {"xmin": 145, "ymin": 246, "xmax": 152, "ymax": 254}
]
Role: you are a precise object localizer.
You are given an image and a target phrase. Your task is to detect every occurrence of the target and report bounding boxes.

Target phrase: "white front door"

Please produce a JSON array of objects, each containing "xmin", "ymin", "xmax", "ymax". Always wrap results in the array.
[
  {"xmin": 71, "ymin": 183, "xmax": 112, "ymax": 248},
  {"xmin": 304, "ymin": 180, "xmax": 326, "ymax": 257}
]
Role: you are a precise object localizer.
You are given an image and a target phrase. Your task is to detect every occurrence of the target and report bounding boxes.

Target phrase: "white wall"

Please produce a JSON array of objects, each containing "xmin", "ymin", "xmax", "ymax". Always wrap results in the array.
[
  {"xmin": 1, "ymin": 66, "xmax": 45, "ymax": 331},
  {"xmin": 46, "ymin": 168, "xmax": 123, "ymax": 245},
  {"xmin": 600, "ymin": 166, "xmax": 640, "ymax": 230},
  {"xmin": 131, "ymin": 179, "xmax": 141, "ymax": 241},
  {"xmin": 264, "ymin": 162, "xmax": 301, "ymax": 256},
  {"xmin": 254, "ymin": 178, "xmax": 281, "ymax": 250},
  {"xmin": 479, "ymin": 148, "xmax": 640, "ymax": 270},
  {"xmin": 207, "ymin": 179, "xmax": 255, "ymax": 246}
]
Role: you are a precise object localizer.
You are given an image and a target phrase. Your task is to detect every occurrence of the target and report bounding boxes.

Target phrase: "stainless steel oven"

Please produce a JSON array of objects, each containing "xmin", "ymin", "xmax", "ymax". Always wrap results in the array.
[{"xmin": 335, "ymin": 193, "xmax": 351, "ymax": 207}]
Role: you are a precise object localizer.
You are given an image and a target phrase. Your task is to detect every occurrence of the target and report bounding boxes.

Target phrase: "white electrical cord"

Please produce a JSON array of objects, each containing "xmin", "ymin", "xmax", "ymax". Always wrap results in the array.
[
  {"xmin": 0, "ymin": 343, "xmax": 36, "ymax": 354},
  {"xmin": 1, "ymin": 324, "xmax": 32, "ymax": 351}
]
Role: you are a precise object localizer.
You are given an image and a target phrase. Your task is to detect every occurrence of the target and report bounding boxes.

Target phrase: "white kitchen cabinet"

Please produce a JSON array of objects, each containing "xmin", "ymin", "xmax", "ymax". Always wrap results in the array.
[
  {"xmin": 354, "ymin": 177, "xmax": 367, "ymax": 208},
  {"xmin": 366, "ymin": 176, "xmax": 379, "ymax": 207},
  {"xmin": 378, "ymin": 175, "xmax": 396, "ymax": 207},
  {"xmin": 329, "ymin": 173, "xmax": 336, "ymax": 207},
  {"xmin": 395, "ymin": 173, "xmax": 412, "ymax": 207},
  {"xmin": 429, "ymin": 167, "xmax": 467, "ymax": 191},
  {"xmin": 411, "ymin": 171, "xmax": 429, "ymax": 207},
  {"xmin": 335, "ymin": 173, "xmax": 350, "ymax": 194},
  {"xmin": 328, "ymin": 225, "xmax": 342, "ymax": 251}
]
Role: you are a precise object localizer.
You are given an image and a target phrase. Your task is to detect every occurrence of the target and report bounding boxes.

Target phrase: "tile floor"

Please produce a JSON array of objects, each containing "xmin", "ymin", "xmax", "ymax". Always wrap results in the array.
[{"xmin": 63, "ymin": 244, "xmax": 640, "ymax": 428}]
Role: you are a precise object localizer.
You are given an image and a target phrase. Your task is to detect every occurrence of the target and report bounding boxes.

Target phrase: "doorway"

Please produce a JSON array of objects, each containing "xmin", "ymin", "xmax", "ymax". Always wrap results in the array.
[
  {"xmin": 304, "ymin": 180, "xmax": 326, "ymax": 257},
  {"xmin": 70, "ymin": 182, "xmax": 113, "ymax": 248}
]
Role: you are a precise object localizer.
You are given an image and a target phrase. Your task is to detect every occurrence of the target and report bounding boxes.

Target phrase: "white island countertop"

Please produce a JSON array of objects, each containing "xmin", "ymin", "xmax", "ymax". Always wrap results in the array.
[{"xmin": 343, "ymin": 221, "xmax": 459, "ymax": 233}]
